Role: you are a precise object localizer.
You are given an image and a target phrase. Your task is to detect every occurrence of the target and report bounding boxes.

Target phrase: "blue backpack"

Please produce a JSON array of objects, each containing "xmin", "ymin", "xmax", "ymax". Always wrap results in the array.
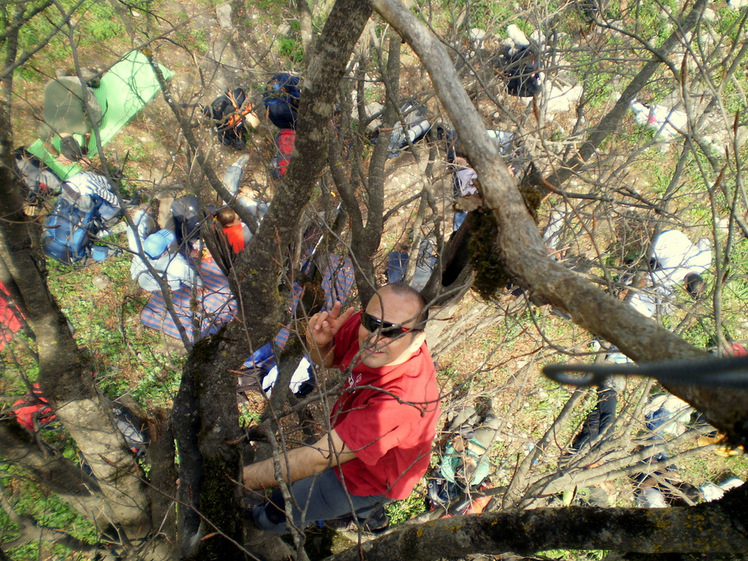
[
  {"xmin": 263, "ymin": 74, "xmax": 300, "ymax": 129},
  {"xmin": 42, "ymin": 196, "xmax": 100, "ymax": 264}
]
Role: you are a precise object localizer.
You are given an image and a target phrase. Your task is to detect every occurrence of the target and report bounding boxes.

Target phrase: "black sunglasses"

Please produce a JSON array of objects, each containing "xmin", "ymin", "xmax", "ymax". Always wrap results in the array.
[{"xmin": 361, "ymin": 313, "xmax": 414, "ymax": 337}]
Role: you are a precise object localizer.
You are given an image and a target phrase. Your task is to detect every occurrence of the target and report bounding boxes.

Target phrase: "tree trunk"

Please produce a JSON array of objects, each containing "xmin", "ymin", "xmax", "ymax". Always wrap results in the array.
[
  {"xmin": 172, "ymin": 0, "xmax": 374, "ymax": 556},
  {"xmin": 0, "ymin": 64, "xmax": 150, "ymax": 536}
]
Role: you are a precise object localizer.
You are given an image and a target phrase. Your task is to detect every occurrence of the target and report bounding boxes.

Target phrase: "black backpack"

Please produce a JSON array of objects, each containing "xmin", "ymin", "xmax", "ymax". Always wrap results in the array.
[
  {"xmin": 503, "ymin": 46, "xmax": 542, "ymax": 97},
  {"xmin": 171, "ymin": 195, "xmax": 202, "ymax": 251},
  {"xmin": 203, "ymin": 88, "xmax": 253, "ymax": 149}
]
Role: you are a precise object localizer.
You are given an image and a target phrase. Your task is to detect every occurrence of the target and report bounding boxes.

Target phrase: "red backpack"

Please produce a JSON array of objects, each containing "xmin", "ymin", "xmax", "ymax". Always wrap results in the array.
[
  {"xmin": 11, "ymin": 383, "xmax": 56, "ymax": 432},
  {"xmin": 273, "ymin": 129, "xmax": 296, "ymax": 178}
]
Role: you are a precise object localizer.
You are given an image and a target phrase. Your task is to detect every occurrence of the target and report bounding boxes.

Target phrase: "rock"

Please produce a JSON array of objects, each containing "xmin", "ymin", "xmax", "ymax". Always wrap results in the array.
[
  {"xmin": 92, "ymin": 276, "xmax": 112, "ymax": 290},
  {"xmin": 716, "ymin": 217, "xmax": 730, "ymax": 236},
  {"xmin": 469, "ymin": 28, "xmax": 486, "ymax": 42},
  {"xmin": 216, "ymin": 3, "xmax": 233, "ymax": 30},
  {"xmin": 364, "ymin": 102, "xmax": 384, "ymax": 131},
  {"xmin": 544, "ymin": 83, "xmax": 584, "ymax": 115}
]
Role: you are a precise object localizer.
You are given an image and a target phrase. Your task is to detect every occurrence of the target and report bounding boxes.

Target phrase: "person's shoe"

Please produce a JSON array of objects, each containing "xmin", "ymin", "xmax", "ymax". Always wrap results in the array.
[
  {"xmin": 323, "ymin": 513, "xmax": 353, "ymax": 531},
  {"xmin": 242, "ymin": 493, "xmax": 266, "ymax": 527}
]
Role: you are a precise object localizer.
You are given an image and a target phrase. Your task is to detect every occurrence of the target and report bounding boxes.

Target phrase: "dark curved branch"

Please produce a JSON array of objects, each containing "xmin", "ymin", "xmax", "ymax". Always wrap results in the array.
[{"xmin": 328, "ymin": 486, "xmax": 748, "ymax": 561}]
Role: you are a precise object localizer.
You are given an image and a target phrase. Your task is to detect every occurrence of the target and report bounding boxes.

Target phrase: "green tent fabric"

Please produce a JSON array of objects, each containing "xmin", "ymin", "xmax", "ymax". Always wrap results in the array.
[{"xmin": 28, "ymin": 50, "xmax": 174, "ymax": 179}]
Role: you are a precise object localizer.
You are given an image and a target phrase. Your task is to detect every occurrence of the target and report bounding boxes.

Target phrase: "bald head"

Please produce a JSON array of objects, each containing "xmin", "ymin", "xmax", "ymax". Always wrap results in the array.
[{"xmin": 374, "ymin": 283, "xmax": 428, "ymax": 330}]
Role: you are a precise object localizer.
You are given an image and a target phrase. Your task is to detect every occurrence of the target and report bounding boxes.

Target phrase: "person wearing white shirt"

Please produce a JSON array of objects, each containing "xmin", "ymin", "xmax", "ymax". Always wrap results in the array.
[
  {"xmin": 628, "ymin": 229, "xmax": 712, "ymax": 319},
  {"xmin": 650, "ymin": 230, "xmax": 712, "ymax": 290},
  {"xmin": 130, "ymin": 229, "xmax": 202, "ymax": 292},
  {"xmin": 126, "ymin": 208, "xmax": 157, "ymax": 253}
]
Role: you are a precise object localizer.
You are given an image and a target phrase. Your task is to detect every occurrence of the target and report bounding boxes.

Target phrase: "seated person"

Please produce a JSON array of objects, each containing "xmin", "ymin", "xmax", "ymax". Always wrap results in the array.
[
  {"xmin": 427, "ymin": 403, "xmax": 499, "ymax": 515},
  {"xmin": 245, "ymin": 285, "xmax": 440, "ymax": 534},
  {"xmin": 203, "ymin": 88, "xmax": 259, "ymax": 150},
  {"xmin": 628, "ymin": 229, "xmax": 712, "ymax": 318},
  {"xmin": 222, "ymin": 156, "xmax": 268, "ymax": 224},
  {"xmin": 650, "ymin": 229, "xmax": 712, "ymax": 290},
  {"xmin": 61, "ymin": 171, "xmax": 121, "ymax": 225},
  {"xmin": 215, "ymin": 207, "xmax": 251, "ymax": 253},
  {"xmin": 40, "ymin": 73, "xmax": 103, "ymax": 165},
  {"xmin": 126, "ymin": 206, "xmax": 158, "ymax": 253},
  {"xmin": 14, "ymin": 148, "xmax": 62, "ymax": 202},
  {"xmin": 451, "ymin": 156, "xmax": 480, "ymax": 231},
  {"xmin": 130, "ymin": 229, "xmax": 202, "ymax": 292}
]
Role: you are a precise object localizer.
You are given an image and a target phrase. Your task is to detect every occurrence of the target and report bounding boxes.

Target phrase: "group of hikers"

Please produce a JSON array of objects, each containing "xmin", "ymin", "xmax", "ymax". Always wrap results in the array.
[{"xmin": 4, "ymin": 37, "xmax": 738, "ymax": 545}]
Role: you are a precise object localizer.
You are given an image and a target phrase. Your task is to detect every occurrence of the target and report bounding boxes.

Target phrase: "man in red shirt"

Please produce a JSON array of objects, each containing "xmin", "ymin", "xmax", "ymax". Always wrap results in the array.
[{"xmin": 243, "ymin": 283, "xmax": 440, "ymax": 533}]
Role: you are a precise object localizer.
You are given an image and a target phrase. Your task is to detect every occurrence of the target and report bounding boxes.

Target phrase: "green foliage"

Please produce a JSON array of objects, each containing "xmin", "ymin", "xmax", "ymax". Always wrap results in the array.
[
  {"xmin": 45, "ymin": 245, "xmax": 186, "ymax": 408},
  {"xmin": 80, "ymin": 2, "xmax": 124, "ymax": 43},
  {"xmin": 0, "ymin": 504, "xmax": 19, "ymax": 543},
  {"xmin": 175, "ymin": 27, "xmax": 210, "ymax": 54},
  {"xmin": 120, "ymin": 135, "xmax": 148, "ymax": 163},
  {"xmin": 253, "ymin": 0, "xmax": 287, "ymax": 13},
  {"xmin": 239, "ymin": 405, "xmax": 262, "ymax": 427},
  {"xmin": 630, "ymin": 0, "xmax": 679, "ymax": 48},
  {"xmin": 7, "ymin": 542, "xmax": 40, "ymax": 561},
  {"xmin": 0, "ymin": 465, "xmax": 99, "ymax": 547},
  {"xmin": 385, "ymin": 485, "xmax": 426, "ymax": 525},
  {"xmin": 10, "ymin": 0, "xmax": 126, "ymax": 81},
  {"xmin": 278, "ymin": 35, "xmax": 304, "ymax": 65}
]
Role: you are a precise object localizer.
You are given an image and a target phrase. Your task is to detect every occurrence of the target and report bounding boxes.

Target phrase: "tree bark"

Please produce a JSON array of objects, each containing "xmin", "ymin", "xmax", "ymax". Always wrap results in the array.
[
  {"xmin": 327, "ymin": 485, "xmax": 748, "ymax": 561},
  {"xmin": 0, "ymin": 17, "xmax": 150, "ymax": 533}
]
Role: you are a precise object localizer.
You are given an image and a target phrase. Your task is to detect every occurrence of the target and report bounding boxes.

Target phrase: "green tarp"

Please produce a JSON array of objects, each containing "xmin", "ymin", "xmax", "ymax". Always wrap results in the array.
[{"xmin": 28, "ymin": 50, "xmax": 174, "ymax": 179}]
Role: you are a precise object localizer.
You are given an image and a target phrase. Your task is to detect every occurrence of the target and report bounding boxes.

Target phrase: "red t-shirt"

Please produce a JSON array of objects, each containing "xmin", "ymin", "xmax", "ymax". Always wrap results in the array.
[
  {"xmin": 223, "ymin": 223, "xmax": 247, "ymax": 253},
  {"xmin": 331, "ymin": 312, "xmax": 440, "ymax": 499}
]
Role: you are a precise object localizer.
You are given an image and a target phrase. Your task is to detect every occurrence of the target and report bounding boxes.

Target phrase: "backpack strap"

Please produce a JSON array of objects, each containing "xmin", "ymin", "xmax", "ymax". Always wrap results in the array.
[{"xmin": 225, "ymin": 90, "xmax": 255, "ymax": 131}]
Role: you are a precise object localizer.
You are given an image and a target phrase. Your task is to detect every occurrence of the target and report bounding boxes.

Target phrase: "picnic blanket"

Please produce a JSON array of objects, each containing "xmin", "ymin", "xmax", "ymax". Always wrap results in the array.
[
  {"xmin": 28, "ymin": 51, "xmax": 174, "ymax": 179},
  {"xmin": 141, "ymin": 254, "xmax": 356, "ymax": 357},
  {"xmin": 140, "ymin": 258, "xmax": 236, "ymax": 342}
]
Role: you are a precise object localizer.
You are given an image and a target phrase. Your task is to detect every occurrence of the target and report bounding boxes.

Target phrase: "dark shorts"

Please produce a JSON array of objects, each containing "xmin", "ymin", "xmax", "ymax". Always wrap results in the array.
[{"xmin": 252, "ymin": 468, "xmax": 388, "ymax": 534}]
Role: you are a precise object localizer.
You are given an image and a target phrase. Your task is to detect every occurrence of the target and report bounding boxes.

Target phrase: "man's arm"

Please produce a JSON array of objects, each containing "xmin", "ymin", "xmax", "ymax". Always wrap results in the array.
[
  {"xmin": 243, "ymin": 429, "xmax": 357, "ymax": 490},
  {"xmin": 305, "ymin": 301, "xmax": 355, "ymax": 368}
]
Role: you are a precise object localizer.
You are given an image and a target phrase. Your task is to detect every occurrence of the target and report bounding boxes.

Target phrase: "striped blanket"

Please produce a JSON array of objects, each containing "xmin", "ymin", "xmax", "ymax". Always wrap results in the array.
[
  {"xmin": 140, "ymin": 258, "xmax": 236, "ymax": 342},
  {"xmin": 141, "ymin": 255, "xmax": 356, "ymax": 361}
]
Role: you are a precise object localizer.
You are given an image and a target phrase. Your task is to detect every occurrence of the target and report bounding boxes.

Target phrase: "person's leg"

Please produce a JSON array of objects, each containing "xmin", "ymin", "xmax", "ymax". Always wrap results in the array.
[
  {"xmin": 252, "ymin": 469, "xmax": 386, "ymax": 534},
  {"xmin": 223, "ymin": 155, "xmax": 250, "ymax": 196},
  {"xmin": 596, "ymin": 386, "xmax": 618, "ymax": 434}
]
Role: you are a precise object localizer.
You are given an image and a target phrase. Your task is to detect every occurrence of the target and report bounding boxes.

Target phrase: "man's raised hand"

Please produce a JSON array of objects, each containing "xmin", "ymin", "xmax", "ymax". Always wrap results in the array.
[{"xmin": 305, "ymin": 301, "xmax": 355, "ymax": 362}]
